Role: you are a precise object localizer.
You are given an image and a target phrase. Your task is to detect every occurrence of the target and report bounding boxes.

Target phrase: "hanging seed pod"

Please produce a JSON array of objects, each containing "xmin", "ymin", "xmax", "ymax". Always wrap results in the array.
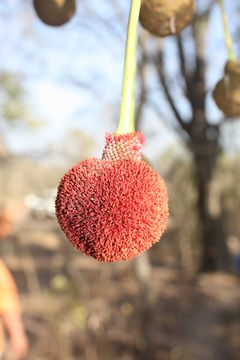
[
  {"xmin": 139, "ymin": 0, "xmax": 195, "ymax": 37},
  {"xmin": 213, "ymin": 60, "xmax": 240, "ymax": 118},
  {"xmin": 33, "ymin": 0, "xmax": 76, "ymax": 27}
]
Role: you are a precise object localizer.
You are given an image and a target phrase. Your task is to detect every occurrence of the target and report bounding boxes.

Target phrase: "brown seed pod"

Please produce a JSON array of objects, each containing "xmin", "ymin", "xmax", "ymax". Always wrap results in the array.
[
  {"xmin": 213, "ymin": 60, "xmax": 240, "ymax": 118},
  {"xmin": 33, "ymin": 0, "xmax": 76, "ymax": 27},
  {"xmin": 139, "ymin": 0, "xmax": 195, "ymax": 37}
]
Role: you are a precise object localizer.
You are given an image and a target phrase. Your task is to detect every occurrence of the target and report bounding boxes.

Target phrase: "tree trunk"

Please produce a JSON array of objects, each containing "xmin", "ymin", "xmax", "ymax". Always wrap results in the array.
[{"xmin": 193, "ymin": 142, "xmax": 230, "ymax": 271}]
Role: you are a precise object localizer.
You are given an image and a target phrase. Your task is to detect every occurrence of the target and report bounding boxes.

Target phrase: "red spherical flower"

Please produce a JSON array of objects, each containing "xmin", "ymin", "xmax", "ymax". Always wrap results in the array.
[{"xmin": 56, "ymin": 132, "xmax": 168, "ymax": 262}]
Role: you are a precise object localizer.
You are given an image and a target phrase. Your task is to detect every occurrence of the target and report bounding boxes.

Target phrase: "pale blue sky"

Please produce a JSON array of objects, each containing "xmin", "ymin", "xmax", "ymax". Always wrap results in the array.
[{"xmin": 0, "ymin": 0, "xmax": 240, "ymax": 161}]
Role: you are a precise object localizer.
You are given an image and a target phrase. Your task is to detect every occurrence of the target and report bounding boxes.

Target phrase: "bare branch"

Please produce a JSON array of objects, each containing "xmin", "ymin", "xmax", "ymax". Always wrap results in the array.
[
  {"xmin": 156, "ymin": 47, "xmax": 191, "ymax": 135},
  {"xmin": 147, "ymin": 99, "xmax": 189, "ymax": 140},
  {"xmin": 176, "ymin": 34, "xmax": 192, "ymax": 100}
]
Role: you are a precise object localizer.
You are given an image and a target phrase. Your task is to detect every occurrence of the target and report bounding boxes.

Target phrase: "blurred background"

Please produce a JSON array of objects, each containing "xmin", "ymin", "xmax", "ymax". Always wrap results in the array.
[{"xmin": 0, "ymin": 0, "xmax": 240, "ymax": 359}]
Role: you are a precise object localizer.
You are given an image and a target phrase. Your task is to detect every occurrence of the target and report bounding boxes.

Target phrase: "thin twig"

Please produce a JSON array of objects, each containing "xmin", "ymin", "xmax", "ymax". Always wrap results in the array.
[
  {"xmin": 156, "ymin": 47, "xmax": 191, "ymax": 135},
  {"xmin": 176, "ymin": 34, "xmax": 192, "ymax": 99}
]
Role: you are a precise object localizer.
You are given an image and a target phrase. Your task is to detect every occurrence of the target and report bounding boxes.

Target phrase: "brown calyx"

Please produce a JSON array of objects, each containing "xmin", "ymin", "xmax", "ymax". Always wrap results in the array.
[
  {"xmin": 33, "ymin": 0, "xmax": 76, "ymax": 27},
  {"xmin": 213, "ymin": 60, "xmax": 240, "ymax": 118},
  {"xmin": 139, "ymin": 0, "xmax": 195, "ymax": 37}
]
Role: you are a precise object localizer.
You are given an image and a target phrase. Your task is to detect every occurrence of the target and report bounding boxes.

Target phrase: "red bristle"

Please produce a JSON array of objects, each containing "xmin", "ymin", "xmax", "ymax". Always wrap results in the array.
[{"xmin": 56, "ymin": 156, "xmax": 168, "ymax": 262}]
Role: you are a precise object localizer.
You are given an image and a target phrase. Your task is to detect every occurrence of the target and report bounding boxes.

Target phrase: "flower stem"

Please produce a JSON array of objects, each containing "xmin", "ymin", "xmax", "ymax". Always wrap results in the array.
[
  {"xmin": 219, "ymin": 0, "xmax": 236, "ymax": 60},
  {"xmin": 117, "ymin": 0, "xmax": 141, "ymax": 135}
]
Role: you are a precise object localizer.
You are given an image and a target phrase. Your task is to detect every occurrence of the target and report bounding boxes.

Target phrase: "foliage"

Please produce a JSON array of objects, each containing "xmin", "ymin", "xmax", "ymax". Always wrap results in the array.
[{"xmin": 0, "ymin": 72, "xmax": 43, "ymax": 129}]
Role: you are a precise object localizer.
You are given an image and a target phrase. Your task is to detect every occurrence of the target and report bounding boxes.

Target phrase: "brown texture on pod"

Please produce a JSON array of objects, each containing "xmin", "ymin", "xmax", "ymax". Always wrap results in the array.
[
  {"xmin": 213, "ymin": 60, "xmax": 240, "ymax": 118},
  {"xmin": 33, "ymin": 0, "xmax": 76, "ymax": 27},
  {"xmin": 139, "ymin": 0, "xmax": 195, "ymax": 37}
]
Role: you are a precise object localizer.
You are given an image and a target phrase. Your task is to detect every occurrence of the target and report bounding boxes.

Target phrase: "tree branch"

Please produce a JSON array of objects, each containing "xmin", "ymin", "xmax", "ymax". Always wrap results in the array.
[
  {"xmin": 176, "ymin": 34, "xmax": 192, "ymax": 101},
  {"xmin": 156, "ymin": 48, "xmax": 191, "ymax": 135}
]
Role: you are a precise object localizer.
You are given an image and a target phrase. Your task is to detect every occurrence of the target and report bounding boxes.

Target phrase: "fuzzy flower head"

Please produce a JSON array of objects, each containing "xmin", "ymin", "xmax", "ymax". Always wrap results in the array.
[{"xmin": 55, "ymin": 132, "xmax": 168, "ymax": 262}]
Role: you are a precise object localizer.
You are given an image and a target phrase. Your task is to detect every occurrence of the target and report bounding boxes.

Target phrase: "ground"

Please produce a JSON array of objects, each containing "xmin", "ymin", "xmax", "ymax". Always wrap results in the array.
[{"xmin": 1, "ymin": 218, "xmax": 240, "ymax": 360}]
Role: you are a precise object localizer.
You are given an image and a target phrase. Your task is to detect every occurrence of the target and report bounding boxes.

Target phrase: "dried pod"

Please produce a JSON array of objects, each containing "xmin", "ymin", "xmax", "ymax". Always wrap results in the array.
[
  {"xmin": 33, "ymin": 0, "xmax": 76, "ymax": 27},
  {"xmin": 213, "ymin": 60, "xmax": 240, "ymax": 118},
  {"xmin": 139, "ymin": 0, "xmax": 195, "ymax": 37},
  {"xmin": 56, "ymin": 132, "xmax": 168, "ymax": 262}
]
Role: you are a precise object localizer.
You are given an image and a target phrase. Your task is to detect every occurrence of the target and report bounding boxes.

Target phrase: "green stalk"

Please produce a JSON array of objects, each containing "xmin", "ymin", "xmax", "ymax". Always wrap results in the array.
[
  {"xmin": 117, "ymin": 0, "xmax": 141, "ymax": 135},
  {"xmin": 219, "ymin": 0, "xmax": 236, "ymax": 60}
]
